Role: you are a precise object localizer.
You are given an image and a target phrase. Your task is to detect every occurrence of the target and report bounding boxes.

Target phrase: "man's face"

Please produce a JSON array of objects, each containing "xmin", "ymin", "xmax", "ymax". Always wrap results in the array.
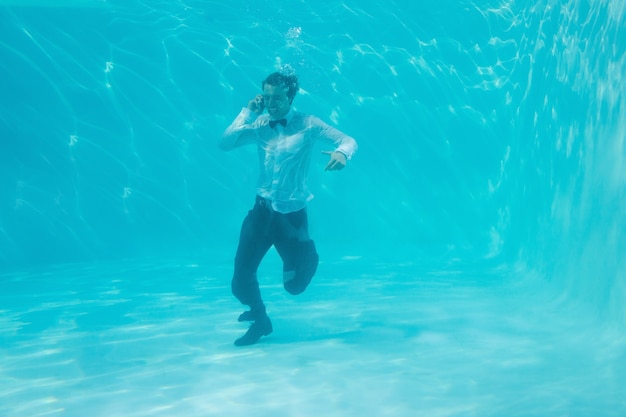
[{"xmin": 262, "ymin": 83, "xmax": 291, "ymax": 119}]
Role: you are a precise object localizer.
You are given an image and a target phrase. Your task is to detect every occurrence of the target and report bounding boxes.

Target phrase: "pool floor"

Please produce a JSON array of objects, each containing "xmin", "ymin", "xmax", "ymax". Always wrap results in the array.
[{"xmin": 1, "ymin": 253, "xmax": 624, "ymax": 417}]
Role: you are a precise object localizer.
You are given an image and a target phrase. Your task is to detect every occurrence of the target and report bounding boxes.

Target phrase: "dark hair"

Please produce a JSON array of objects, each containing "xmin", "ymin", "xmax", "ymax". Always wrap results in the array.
[{"xmin": 262, "ymin": 71, "xmax": 299, "ymax": 104}]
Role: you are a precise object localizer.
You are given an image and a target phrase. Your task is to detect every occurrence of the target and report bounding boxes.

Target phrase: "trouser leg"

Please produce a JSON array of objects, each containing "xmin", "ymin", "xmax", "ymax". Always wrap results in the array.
[
  {"xmin": 231, "ymin": 204, "xmax": 273, "ymax": 311},
  {"xmin": 274, "ymin": 208, "xmax": 319, "ymax": 295}
]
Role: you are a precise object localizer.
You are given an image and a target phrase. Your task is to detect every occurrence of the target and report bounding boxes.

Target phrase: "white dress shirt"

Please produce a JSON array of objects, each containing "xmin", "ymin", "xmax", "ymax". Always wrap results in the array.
[{"xmin": 220, "ymin": 107, "xmax": 358, "ymax": 213}]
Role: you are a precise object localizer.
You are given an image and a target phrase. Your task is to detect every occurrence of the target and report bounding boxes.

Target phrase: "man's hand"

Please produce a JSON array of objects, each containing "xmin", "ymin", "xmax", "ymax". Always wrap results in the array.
[
  {"xmin": 322, "ymin": 151, "xmax": 347, "ymax": 171},
  {"xmin": 247, "ymin": 94, "xmax": 265, "ymax": 115}
]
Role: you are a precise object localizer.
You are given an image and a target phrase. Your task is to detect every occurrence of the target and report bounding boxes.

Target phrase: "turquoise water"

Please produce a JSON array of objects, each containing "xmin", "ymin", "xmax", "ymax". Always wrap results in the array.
[{"xmin": 1, "ymin": 0, "xmax": 625, "ymax": 416}]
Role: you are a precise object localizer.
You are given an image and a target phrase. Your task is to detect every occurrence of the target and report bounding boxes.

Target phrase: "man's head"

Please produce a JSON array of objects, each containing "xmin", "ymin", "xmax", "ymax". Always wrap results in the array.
[{"xmin": 261, "ymin": 71, "xmax": 299, "ymax": 120}]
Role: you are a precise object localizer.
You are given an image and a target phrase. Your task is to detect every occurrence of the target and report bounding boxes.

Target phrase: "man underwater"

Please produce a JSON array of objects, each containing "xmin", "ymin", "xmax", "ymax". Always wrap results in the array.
[{"xmin": 220, "ymin": 69, "xmax": 358, "ymax": 346}]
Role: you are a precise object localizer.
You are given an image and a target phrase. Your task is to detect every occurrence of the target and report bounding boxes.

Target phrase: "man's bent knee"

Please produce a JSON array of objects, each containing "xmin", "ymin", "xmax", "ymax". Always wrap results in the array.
[
  {"xmin": 284, "ymin": 276, "xmax": 309, "ymax": 295},
  {"xmin": 283, "ymin": 269, "xmax": 315, "ymax": 295}
]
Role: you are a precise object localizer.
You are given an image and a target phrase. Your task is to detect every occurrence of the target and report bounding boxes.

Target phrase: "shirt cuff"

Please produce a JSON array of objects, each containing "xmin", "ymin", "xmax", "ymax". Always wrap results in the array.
[
  {"xmin": 240, "ymin": 107, "xmax": 257, "ymax": 123},
  {"xmin": 335, "ymin": 145, "xmax": 355, "ymax": 160}
]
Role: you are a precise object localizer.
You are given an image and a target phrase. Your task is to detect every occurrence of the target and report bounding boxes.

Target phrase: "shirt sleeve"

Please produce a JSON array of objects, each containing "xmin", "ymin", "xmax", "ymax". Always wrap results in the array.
[
  {"xmin": 311, "ymin": 116, "xmax": 358, "ymax": 160},
  {"xmin": 219, "ymin": 108, "xmax": 259, "ymax": 150}
]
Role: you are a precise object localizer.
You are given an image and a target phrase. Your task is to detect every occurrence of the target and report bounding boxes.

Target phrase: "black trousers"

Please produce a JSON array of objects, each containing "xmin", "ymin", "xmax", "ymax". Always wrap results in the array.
[{"xmin": 231, "ymin": 196, "xmax": 319, "ymax": 310}]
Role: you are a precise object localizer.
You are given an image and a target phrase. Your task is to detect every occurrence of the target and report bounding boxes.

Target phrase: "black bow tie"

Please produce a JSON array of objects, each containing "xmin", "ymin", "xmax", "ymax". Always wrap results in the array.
[{"xmin": 269, "ymin": 119, "xmax": 287, "ymax": 128}]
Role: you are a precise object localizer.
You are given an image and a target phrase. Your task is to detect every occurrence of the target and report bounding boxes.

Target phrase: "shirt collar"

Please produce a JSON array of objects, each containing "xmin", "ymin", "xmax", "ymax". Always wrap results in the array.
[{"xmin": 270, "ymin": 108, "xmax": 294, "ymax": 124}]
